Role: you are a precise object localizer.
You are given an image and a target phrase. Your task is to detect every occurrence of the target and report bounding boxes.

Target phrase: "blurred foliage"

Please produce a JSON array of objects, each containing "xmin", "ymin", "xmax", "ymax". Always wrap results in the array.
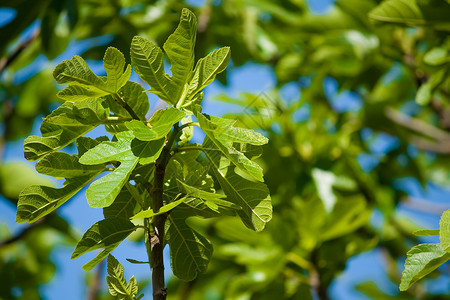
[{"xmin": 1, "ymin": 0, "xmax": 450, "ymax": 299}]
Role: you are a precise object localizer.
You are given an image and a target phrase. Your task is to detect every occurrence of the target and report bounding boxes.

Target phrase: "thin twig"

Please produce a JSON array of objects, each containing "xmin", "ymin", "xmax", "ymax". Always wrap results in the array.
[
  {"xmin": 385, "ymin": 107, "xmax": 450, "ymax": 153},
  {"xmin": 87, "ymin": 259, "xmax": 105, "ymax": 300},
  {"xmin": 0, "ymin": 215, "xmax": 48, "ymax": 248},
  {"xmin": 0, "ymin": 29, "xmax": 40, "ymax": 75}
]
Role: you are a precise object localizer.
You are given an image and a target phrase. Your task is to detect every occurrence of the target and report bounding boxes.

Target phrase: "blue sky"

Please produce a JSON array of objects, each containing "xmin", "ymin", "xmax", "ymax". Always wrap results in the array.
[{"xmin": 1, "ymin": 0, "xmax": 449, "ymax": 299}]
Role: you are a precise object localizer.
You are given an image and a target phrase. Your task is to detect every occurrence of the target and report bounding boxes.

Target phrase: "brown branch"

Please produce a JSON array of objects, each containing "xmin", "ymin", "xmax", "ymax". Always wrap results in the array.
[
  {"xmin": 0, "ymin": 29, "xmax": 40, "ymax": 75},
  {"xmin": 385, "ymin": 107, "xmax": 450, "ymax": 153},
  {"xmin": 87, "ymin": 259, "xmax": 105, "ymax": 300},
  {"xmin": 310, "ymin": 248, "xmax": 329, "ymax": 300},
  {"xmin": 146, "ymin": 124, "xmax": 180, "ymax": 300},
  {"xmin": 0, "ymin": 215, "xmax": 48, "ymax": 248}
]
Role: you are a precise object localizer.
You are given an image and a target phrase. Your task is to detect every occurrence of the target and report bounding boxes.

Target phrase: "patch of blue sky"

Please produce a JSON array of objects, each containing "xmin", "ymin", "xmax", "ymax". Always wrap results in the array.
[
  {"xmin": 280, "ymin": 81, "xmax": 301, "ymax": 105},
  {"xmin": 400, "ymin": 99, "xmax": 421, "ymax": 116},
  {"xmin": 393, "ymin": 177, "xmax": 425, "ymax": 197},
  {"xmin": 292, "ymin": 102, "xmax": 310, "ymax": 123},
  {"xmin": 381, "ymin": 61, "xmax": 404, "ymax": 85},
  {"xmin": 369, "ymin": 132, "xmax": 400, "ymax": 155},
  {"xmin": 357, "ymin": 153, "xmax": 381, "ymax": 173},
  {"xmin": 203, "ymin": 61, "xmax": 275, "ymax": 117},
  {"xmin": 307, "ymin": 0, "xmax": 336, "ymax": 14},
  {"xmin": 185, "ymin": 0, "xmax": 206, "ymax": 8},
  {"xmin": 330, "ymin": 249, "xmax": 400, "ymax": 300},
  {"xmin": 323, "ymin": 76, "xmax": 363, "ymax": 113},
  {"xmin": 0, "ymin": 8, "xmax": 16, "ymax": 28}
]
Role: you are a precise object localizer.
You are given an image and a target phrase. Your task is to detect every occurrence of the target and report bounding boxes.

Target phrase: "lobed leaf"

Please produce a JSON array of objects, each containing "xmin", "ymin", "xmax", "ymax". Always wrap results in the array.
[
  {"xmin": 166, "ymin": 210, "xmax": 213, "ymax": 281},
  {"xmin": 54, "ymin": 47, "xmax": 131, "ymax": 101},
  {"xmin": 72, "ymin": 218, "xmax": 136, "ymax": 270},
  {"xmin": 163, "ymin": 8, "xmax": 197, "ymax": 103},
  {"xmin": 106, "ymin": 255, "xmax": 141, "ymax": 299},
  {"xmin": 130, "ymin": 36, "xmax": 174, "ymax": 104},
  {"xmin": 126, "ymin": 107, "xmax": 185, "ymax": 141},
  {"xmin": 196, "ymin": 112, "xmax": 267, "ymax": 182},
  {"xmin": 24, "ymin": 99, "xmax": 109, "ymax": 161},
  {"xmin": 16, "ymin": 173, "xmax": 101, "ymax": 223},
  {"xmin": 80, "ymin": 131, "xmax": 164, "ymax": 208},
  {"xmin": 106, "ymin": 81, "xmax": 150, "ymax": 120},
  {"xmin": 103, "ymin": 184, "xmax": 141, "ymax": 219},
  {"xmin": 35, "ymin": 152, "xmax": 105, "ymax": 178},
  {"xmin": 186, "ymin": 47, "xmax": 230, "ymax": 100},
  {"xmin": 400, "ymin": 244, "xmax": 450, "ymax": 291},
  {"xmin": 203, "ymin": 138, "xmax": 272, "ymax": 232}
]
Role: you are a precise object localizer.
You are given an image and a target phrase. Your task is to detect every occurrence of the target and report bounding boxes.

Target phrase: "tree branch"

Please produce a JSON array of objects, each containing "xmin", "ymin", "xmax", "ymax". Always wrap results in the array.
[
  {"xmin": 146, "ymin": 124, "xmax": 180, "ymax": 300},
  {"xmin": 0, "ymin": 29, "xmax": 39, "ymax": 75},
  {"xmin": 0, "ymin": 214, "xmax": 48, "ymax": 248},
  {"xmin": 385, "ymin": 107, "xmax": 450, "ymax": 153},
  {"xmin": 87, "ymin": 259, "xmax": 105, "ymax": 300}
]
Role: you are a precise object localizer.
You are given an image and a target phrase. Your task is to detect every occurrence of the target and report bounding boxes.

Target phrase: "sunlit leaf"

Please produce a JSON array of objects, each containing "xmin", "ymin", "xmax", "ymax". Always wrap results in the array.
[
  {"xmin": 54, "ymin": 47, "xmax": 131, "ymax": 101},
  {"xmin": 72, "ymin": 218, "xmax": 136, "ymax": 270},
  {"xmin": 400, "ymin": 244, "xmax": 450, "ymax": 291},
  {"xmin": 106, "ymin": 255, "xmax": 141, "ymax": 299},
  {"xmin": 16, "ymin": 173, "xmax": 101, "ymax": 223},
  {"xmin": 197, "ymin": 112, "xmax": 267, "ymax": 182},
  {"xmin": 24, "ymin": 99, "xmax": 109, "ymax": 161},
  {"xmin": 186, "ymin": 47, "xmax": 230, "ymax": 100},
  {"xmin": 126, "ymin": 107, "xmax": 185, "ymax": 141},
  {"xmin": 166, "ymin": 210, "xmax": 213, "ymax": 281},
  {"xmin": 203, "ymin": 138, "xmax": 272, "ymax": 231},
  {"xmin": 439, "ymin": 209, "xmax": 450, "ymax": 252},
  {"xmin": 80, "ymin": 131, "xmax": 164, "ymax": 208},
  {"xmin": 163, "ymin": 8, "xmax": 197, "ymax": 103}
]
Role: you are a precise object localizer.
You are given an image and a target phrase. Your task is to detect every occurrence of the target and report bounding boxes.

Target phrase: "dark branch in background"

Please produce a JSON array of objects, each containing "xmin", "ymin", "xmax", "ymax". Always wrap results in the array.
[
  {"xmin": 385, "ymin": 108, "xmax": 450, "ymax": 154},
  {"xmin": 430, "ymin": 99, "xmax": 450, "ymax": 131},
  {"xmin": 87, "ymin": 259, "xmax": 105, "ymax": 300},
  {"xmin": 310, "ymin": 248, "xmax": 329, "ymax": 300},
  {"xmin": 0, "ymin": 213, "xmax": 49, "ymax": 248},
  {"xmin": 0, "ymin": 29, "xmax": 40, "ymax": 75}
]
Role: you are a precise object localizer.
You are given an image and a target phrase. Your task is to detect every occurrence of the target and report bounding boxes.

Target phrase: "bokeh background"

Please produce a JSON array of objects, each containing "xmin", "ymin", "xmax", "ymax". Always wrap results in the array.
[{"xmin": 1, "ymin": 0, "xmax": 449, "ymax": 299}]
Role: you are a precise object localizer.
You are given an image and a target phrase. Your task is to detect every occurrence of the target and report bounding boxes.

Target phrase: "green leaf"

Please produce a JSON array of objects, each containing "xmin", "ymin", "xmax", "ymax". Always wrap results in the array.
[
  {"xmin": 203, "ymin": 138, "xmax": 272, "ymax": 232},
  {"xmin": 186, "ymin": 47, "xmax": 230, "ymax": 100},
  {"xmin": 126, "ymin": 258, "xmax": 149, "ymax": 264},
  {"xmin": 166, "ymin": 210, "xmax": 213, "ymax": 281},
  {"xmin": 103, "ymin": 184, "xmax": 141, "ymax": 219},
  {"xmin": 24, "ymin": 99, "xmax": 109, "ymax": 161},
  {"xmin": 80, "ymin": 131, "xmax": 164, "ymax": 208},
  {"xmin": 416, "ymin": 67, "xmax": 448, "ymax": 105},
  {"xmin": 106, "ymin": 255, "xmax": 141, "ymax": 299},
  {"xmin": 16, "ymin": 173, "xmax": 101, "ymax": 223},
  {"xmin": 369, "ymin": 0, "xmax": 450, "ymax": 28},
  {"xmin": 179, "ymin": 116, "xmax": 194, "ymax": 146},
  {"xmin": 35, "ymin": 152, "xmax": 105, "ymax": 178},
  {"xmin": 424, "ymin": 47, "xmax": 448, "ymax": 66},
  {"xmin": 126, "ymin": 107, "xmax": 185, "ymax": 141},
  {"xmin": 106, "ymin": 81, "xmax": 150, "ymax": 120},
  {"xmin": 177, "ymin": 180, "xmax": 241, "ymax": 212},
  {"xmin": 130, "ymin": 36, "xmax": 173, "ymax": 104},
  {"xmin": 197, "ymin": 113, "xmax": 268, "ymax": 182},
  {"xmin": 439, "ymin": 209, "xmax": 450, "ymax": 251},
  {"xmin": 54, "ymin": 47, "xmax": 131, "ymax": 101},
  {"xmin": 413, "ymin": 229, "xmax": 440, "ymax": 237},
  {"xmin": 163, "ymin": 8, "xmax": 197, "ymax": 103},
  {"xmin": 72, "ymin": 218, "xmax": 136, "ymax": 271},
  {"xmin": 400, "ymin": 244, "xmax": 450, "ymax": 291},
  {"xmin": 369, "ymin": 0, "xmax": 424, "ymax": 24},
  {"xmin": 131, "ymin": 196, "xmax": 188, "ymax": 219}
]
